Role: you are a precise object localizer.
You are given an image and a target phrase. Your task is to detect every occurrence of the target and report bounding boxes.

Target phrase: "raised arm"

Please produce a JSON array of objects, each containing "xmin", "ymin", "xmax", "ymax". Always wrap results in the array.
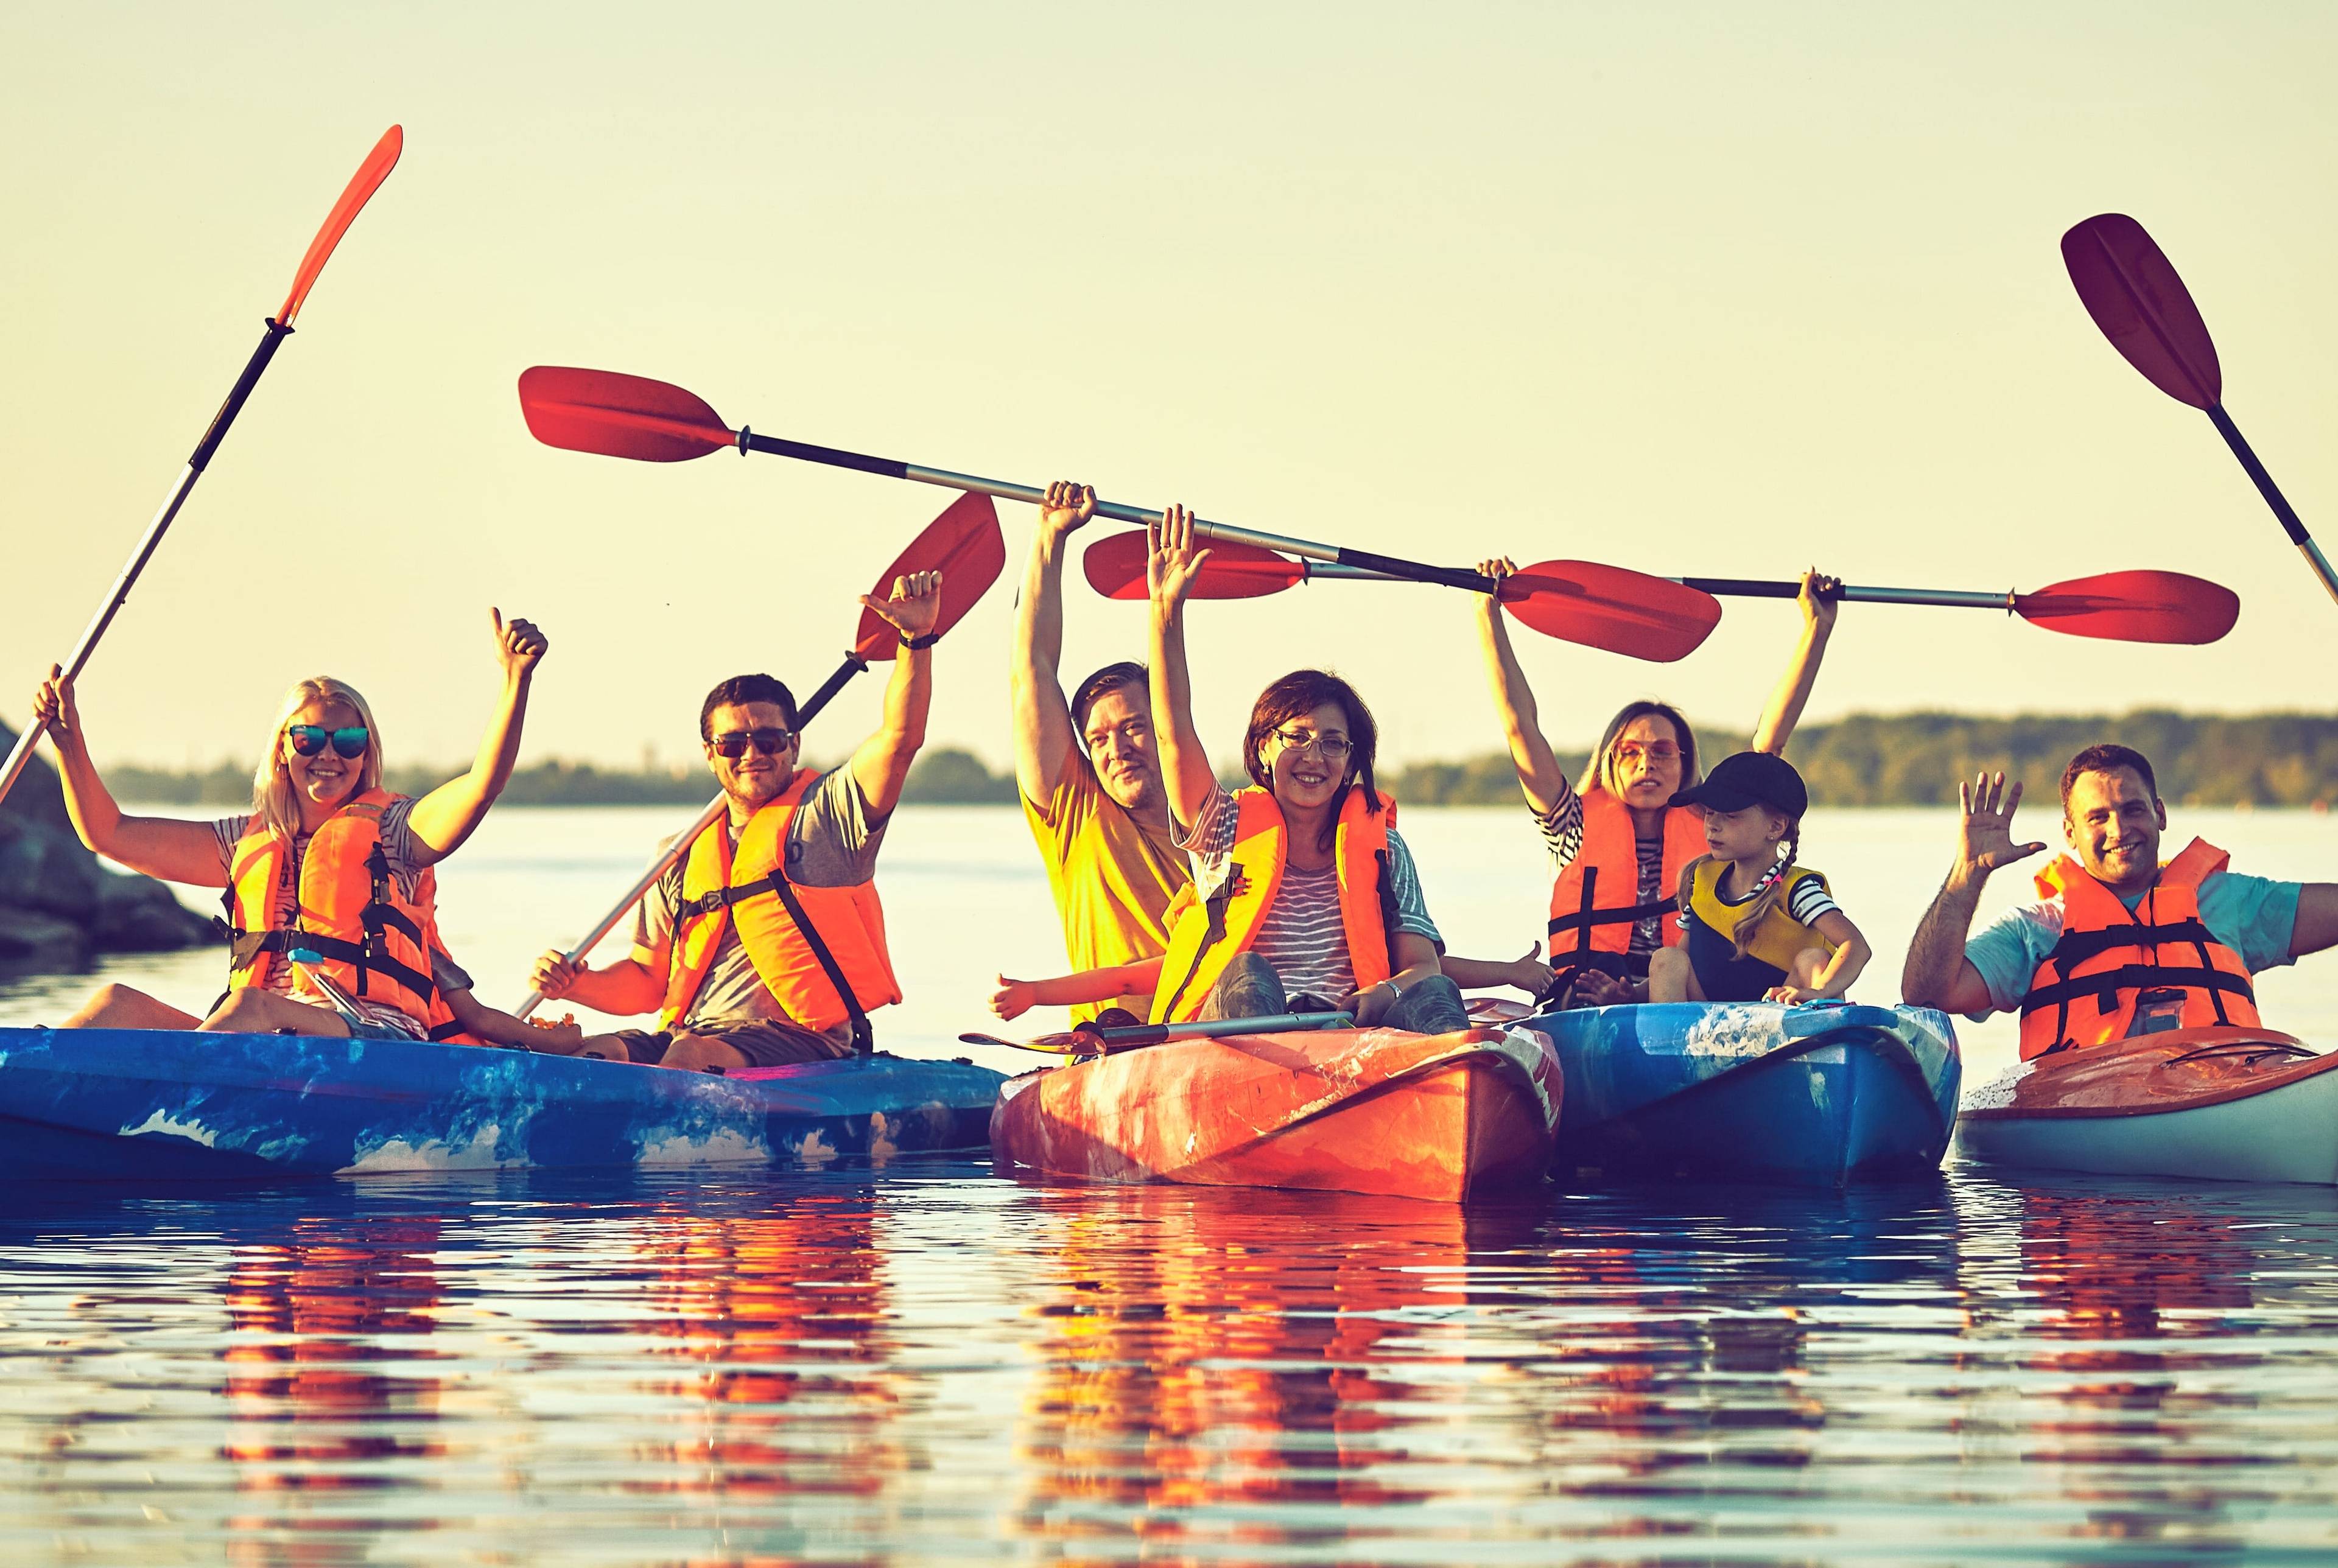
[
  {"xmin": 1011, "ymin": 481, "xmax": 1095, "ymax": 803},
  {"xmin": 407, "ymin": 609, "xmax": 548, "ymax": 864},
  {"xmin": 1749, "ymin": 569, "xmax": 1839, "ymax": 755},
  {"xmin": 27, "ymin": 667, "xmax": 223, "ymax": 886},
  {"xmin": 848, "ymin": 570, "xmax": 943, "ymax": 819},
  {"xmin": 1901, "ymin": 771, "xmax": 2043, "ymax": 1013},
  {"xmin": 1145, "ymin": 505, "xmax": 1217, "ymax": 831},
  {"xmin": 1472, "ymin": 557, "xmax": 1569, "ymax": 817}
]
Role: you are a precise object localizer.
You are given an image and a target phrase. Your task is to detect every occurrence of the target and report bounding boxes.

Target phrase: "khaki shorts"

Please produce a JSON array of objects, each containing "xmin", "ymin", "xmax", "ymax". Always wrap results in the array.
[{"xmin": 602, "ymin": 1017, "xmax": 853, "ymax": 1068}]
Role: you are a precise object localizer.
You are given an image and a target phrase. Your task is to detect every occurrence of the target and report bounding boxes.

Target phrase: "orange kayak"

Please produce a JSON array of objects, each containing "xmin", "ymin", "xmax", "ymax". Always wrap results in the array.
[{"xmin": 989, "ymin": 1023, "xmax": 1561, "ymax": 1202}]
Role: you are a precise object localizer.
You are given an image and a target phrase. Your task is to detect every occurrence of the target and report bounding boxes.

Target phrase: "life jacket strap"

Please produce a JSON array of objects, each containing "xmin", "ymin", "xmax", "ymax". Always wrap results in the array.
[
  {"xmin": 2017, "ymin": 963, "xmax": 2255, "ymax": 1018},
  {"xmin": 224, "ymin": 928, "xmax": 435, "ymax": 1005},
  {"xmin": 682, "ymin": 867, "xmax": 876, "ymax": 1056},
  {"xmin": 1547, "ymin": 895, "xmax": 1676, "ymax": 937},
  {"xmin": 2041, "ymin": 917, "xmax": 2224, "ymax": 967}
]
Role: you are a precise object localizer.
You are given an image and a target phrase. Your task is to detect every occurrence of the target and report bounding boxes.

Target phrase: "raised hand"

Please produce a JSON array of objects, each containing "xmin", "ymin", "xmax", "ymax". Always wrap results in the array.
[
  {"xmin": 530, "ymin": 950, "xmax": 584, "ymax": 1001},
  {"xmin": 493, "ymin": 608, "xmax": 549, "ymax": 680},
  {"xmin": 1145, "ymin": 504, "xmax": 1213, "ymax": 607},
  {"xmin": 1954, "ymin": 771, "xmax": 2047, "ymax": 885},
  {"xmin": 1475, "ymin": 557, "xmax": 1517, "ymax": 620},
  {"xmin": 862, "ymin": 569, "xmax": 945, "ymax": 641},
  {"xmin": 31, "ymin": 664, "xmax": 79, "ymax": 741},
  {"xmin": 1038, "ymin": 480, "xmax": 1097, "ymax": 542},
  {"xmin": 991, "ymin": 975, "xmax": 1037, "ymax": 1021},
  {"xmin": 1798, "ymin": 567, "xmax": 1842, "ymax": 633}
]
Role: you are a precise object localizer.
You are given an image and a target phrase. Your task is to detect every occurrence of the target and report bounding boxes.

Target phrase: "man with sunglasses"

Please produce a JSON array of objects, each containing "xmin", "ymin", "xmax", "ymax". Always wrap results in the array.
[
  {"xmin": 529, "ymin": 573, "xmax": 944, "ymax": 1072},
  {"xmin": 1008, "ymin": 480, "xmax": 1191, "ymax": 1023}
]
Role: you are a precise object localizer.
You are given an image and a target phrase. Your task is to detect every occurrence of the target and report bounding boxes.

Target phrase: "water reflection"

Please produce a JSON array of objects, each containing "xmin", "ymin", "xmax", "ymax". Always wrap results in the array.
[{"xmin": 2, "ymin": 1170, "xmax": 2337, "ymax": 1563}]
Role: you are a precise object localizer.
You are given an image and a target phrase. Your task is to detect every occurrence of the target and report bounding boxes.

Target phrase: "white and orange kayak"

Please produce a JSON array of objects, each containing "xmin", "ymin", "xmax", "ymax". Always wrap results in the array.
[
  {"xmin": 1957, "ymin": 1026, "xmax": 2338, "ymax": 1185},
  {"xmin": 989, "ymin": 1023, "xmax": 1562, "ymax": 1202}
]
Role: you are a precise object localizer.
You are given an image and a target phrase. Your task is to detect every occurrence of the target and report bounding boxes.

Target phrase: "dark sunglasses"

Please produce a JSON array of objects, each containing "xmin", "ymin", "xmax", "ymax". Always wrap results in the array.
[
  {"xmin": 286, "ymin": 724, "xmax": 370, "ymax": 759},
  {"xmin": 709, "ymin": 727, "xmax": 794, "ymax": 760}
]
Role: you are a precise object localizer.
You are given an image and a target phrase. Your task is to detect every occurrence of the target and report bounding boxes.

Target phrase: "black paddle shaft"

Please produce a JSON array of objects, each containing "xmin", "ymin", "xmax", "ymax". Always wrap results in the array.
[{"xmin": 735, "ymin": 429, "xmax": 1495, "ymax": 593}]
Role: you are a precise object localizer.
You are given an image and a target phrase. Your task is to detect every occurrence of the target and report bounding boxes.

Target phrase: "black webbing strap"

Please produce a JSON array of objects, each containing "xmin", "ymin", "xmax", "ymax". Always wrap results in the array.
[
  {"xmin": 224, "ymin": 928, "xmax": 435, "ymax": 1004},
  {"xmin": 2025, "ymin": 890, "xmax": 2248, "ymax": 1042},
  {"xmin": 678, "ymin": 866, "xmax": 875, "ymax": 1057},
  {"xmin": 2018, "ymin": 963, "xmax": 2256, "ymax": 1018}
]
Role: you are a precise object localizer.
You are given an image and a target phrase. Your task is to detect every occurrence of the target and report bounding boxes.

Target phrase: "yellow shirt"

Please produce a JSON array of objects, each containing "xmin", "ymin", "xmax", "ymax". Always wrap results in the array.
[{"xmin": 1022, "ymin": 753, "xmax": 1191, "ymax": 1021}]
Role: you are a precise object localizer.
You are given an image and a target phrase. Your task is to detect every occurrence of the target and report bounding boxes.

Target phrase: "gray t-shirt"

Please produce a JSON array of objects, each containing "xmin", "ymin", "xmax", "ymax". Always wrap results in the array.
[{"xmin": 633, "ymin": 770, "xmax": 886, "ymax": 1032}]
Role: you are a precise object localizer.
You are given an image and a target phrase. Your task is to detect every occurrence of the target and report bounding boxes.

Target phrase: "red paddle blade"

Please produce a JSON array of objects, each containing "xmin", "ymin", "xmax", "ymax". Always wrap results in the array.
[
  {"xmin": 275, "ymin": 125, "xmax": 402, "ymax": 326},
  {"xmin": 517, "ymin": 365, "xmax": 737, "ymax": 463},
  {"xmin": 1501, "ymin": 561, "xmax": 1722, "ymax": 662},
  {"xmin": 2062, "ymin": 214, "xmax": 2223, "ymax": 410},
  {"xmin": 852, "ymin": 492, "xmax": 1008, "ymax": 660},
  {"xmin": 1081, "ymin": 530, "xmax": 1307, "ymax": 601},
  {"xmin": 2015, "ymin": 570, "xmax": 2238, "ymax": 645}
]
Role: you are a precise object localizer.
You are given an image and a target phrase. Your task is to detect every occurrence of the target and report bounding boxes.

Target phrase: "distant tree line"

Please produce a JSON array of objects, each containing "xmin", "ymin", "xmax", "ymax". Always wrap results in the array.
[{"xmin": 102, "ymin": 712, "xmax": 2338, "ymax": 810}]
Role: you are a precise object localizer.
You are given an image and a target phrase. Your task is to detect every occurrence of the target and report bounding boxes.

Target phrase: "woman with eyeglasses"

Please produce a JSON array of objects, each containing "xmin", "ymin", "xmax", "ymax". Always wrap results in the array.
[
  {"xmin": 30, "ymin": 609, "xmax": 549, "ymax": 1038},
  {"xmin": 1142, "ymin": 509, "xmax": 1470, "ymax": 1032},
  {"xmin": 1473, "ymin": 558, "xmax": 1838, "ymax": 1007}
]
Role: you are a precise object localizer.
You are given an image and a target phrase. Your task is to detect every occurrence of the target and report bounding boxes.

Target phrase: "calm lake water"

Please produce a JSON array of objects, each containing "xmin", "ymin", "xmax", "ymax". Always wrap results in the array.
[{"xmin": 6, "ymin": 804, "xmax": 2338, "ymax": 1563}]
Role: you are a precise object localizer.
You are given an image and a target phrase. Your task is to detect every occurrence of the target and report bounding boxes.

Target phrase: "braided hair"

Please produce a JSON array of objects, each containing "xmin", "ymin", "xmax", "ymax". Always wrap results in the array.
[{"xmin": 1674, "ymin": 813, "xmax": 1802, "ymax": 959}]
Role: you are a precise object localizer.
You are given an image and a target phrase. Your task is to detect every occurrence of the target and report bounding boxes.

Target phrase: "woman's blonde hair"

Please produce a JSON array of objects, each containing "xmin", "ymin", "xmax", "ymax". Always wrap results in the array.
[
  {"xmin": 1676, "ymin": 812, "xmax": 1802, "ymax": 961},
  {"xmin": 1578, "ymin": 699, "xmax": 1701, "ymax": 800},
  {"xmin": 250, "ymin": 677, "xmax": 383, "ymax": 849}
]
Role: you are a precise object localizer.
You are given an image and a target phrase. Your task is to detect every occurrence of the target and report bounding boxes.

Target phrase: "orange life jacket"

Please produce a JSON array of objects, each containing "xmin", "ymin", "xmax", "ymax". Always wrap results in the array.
[
  {"xmin": 2017, "ymin": 838, "xmax": 2261, "ymax": 1060},
  {"xmin": 1150, "ymin": 786, "xmax": 1397, "ymax": 1025},
  {"xmin": 223, "ymin": 788, "xmax": 438, "ymax": 1028},
  {"xmin": 1548, "ymin": 788, "xmax": 1705, "ymax": 981},
  {"xmin": 661, "ymin": 770, "xmax": 902, "ymax": 1050}
]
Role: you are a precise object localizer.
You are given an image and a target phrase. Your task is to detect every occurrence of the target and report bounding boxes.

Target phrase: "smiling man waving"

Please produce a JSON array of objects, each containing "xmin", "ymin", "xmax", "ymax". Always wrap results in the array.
[
  {"xmin": 1901, "ymin": 744, "xmax": 2338, "ymax": 1056},
  {"xmin": 530, "ymin": 572, "xmax": 943, "ymax": 1072}
]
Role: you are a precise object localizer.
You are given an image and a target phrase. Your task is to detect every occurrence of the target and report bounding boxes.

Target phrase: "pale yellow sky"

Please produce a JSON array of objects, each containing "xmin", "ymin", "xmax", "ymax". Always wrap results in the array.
[{"xmin": 5, "ymin": 2, "xmax": 2334, "ymax": 776}]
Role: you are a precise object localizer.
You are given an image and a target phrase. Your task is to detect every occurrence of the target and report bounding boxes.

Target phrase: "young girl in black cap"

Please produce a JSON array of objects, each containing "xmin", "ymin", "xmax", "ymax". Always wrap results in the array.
[{"xmin": 1646, "ymin": 751, "xmax": 1870, "ymax": 1005}]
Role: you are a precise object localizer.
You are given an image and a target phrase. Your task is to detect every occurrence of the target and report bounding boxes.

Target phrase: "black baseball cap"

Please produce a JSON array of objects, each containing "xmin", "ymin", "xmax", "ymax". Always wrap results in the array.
[{"xmin": 1669, "ymin": 751, "xmax": 1808, "ymax": 817}]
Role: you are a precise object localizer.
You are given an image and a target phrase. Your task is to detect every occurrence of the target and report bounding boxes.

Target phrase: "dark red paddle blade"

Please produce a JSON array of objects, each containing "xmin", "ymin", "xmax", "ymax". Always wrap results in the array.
[
  {"xmin": 852, "ymin": 492, "xmax": 1008, "ymax": 660},
  {"xmin": 1501, "ymin": 561, "xmax": 1722, "ymax": 662},
  {"xmin": 2062, "ymin": 214, "xmax": 2223, "ymax": 410},
  {"xmin": 517, "ymin": 365, "xmax": 737, "ymax": 463},
  {"xmin": 1082, "ymin": 530, "xmax": 1308, "ymax": 600},
  {"xmin": 2015, "ymin": 570, "xmax": 2238, "ymax": 645},
  {"xmin": 275, "ymin": 125, "xmax": 403, "ymax": 326}
]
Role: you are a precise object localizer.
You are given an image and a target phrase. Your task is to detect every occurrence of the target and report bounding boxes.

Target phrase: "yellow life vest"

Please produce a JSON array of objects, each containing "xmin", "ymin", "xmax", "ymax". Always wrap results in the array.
[
  {"xmin": 223, "ymin": 787, "xmax": 438, "ymax": 1028},
  {"xmin": 661, "ymin": 770, "xmax": 902, "ymax": 1049},
  {"xmin": 1149, "ymin": 786, "xmax": 1395, "ymax": 1025},
  {"xmin": 1685, "ymin": 858, "xmax": 1836, "ymax": 974}
]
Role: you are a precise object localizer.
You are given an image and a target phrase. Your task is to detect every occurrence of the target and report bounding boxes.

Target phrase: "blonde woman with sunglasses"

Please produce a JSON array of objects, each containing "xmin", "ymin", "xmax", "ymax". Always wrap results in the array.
[
  {"xmin": 30, "ymin": 609, "xmax": 548, "ymax": 1038},
  {"xmin": 1473, "ymin": 561, "xmax": 1838, "ymax": 1007}
]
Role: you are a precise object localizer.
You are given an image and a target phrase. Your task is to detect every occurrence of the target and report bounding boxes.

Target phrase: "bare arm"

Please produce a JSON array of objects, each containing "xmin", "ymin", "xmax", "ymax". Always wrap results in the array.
[
  {"xmin": 2291, "ymin": 883, "xmax": 2338, "ymax": 960},
  {"xmin": 1441, "ymin": 943, "xmax": 1554, "ymax": 996},
  {"xmin": 848, "ymin": 571, "xmax": 944, "ymax": 819},
  {"xmin": 1776, "ymin": 909, "xmax": 1870, "ymax": 1002},
  {"xmin": 1901, "ymin": 771, "xmax": 2044, "ymax": 1013},
  {"xmin": 529, "ymin": 945, "xmax": 669, "ymax": 1018},
  {"xmin": 408, "ymin": 609, "xmax": 549, "ymax": 864},
  {"xmin": 29, "ymin": 667, "xmax": 223, "ymax": 885},
  {"xmin": 1011, "ymin": 482, "xmax": 1095, "ymax": 805},
  {"xmin": 1750, "ymin": 569, "xmax": 1839, "ymax": 755},
  {"xmin": 1146, "ymin": 505, "xmax": 1217, "ymax": 831},
  {"xmin": 991, "ymin": 958, "xmax": 1165, "ymax": 1020},
  {"xmin": 1472, "ymin": 558, "xmax": 1570, "ymax": 817},
  {"xmin": 442, "ymin": 989, "xmax": 584, "ymax": 1052}
]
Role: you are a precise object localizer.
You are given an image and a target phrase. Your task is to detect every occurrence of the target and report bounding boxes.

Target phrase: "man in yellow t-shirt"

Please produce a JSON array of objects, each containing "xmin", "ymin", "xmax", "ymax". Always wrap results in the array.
[{"xmin": 1009, "ymin": 480, "xmax": 1191, "ymax": 1021}]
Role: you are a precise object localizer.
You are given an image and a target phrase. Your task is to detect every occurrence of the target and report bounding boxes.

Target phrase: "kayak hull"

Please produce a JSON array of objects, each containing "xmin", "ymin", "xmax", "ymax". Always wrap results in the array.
[
  {"xmin": 0, "ymin": 1027, "xmax": 1004, "ymax": 1181},
  {"xmin": 1537, "ymin": 1003, "xmax": 1962, "ymax": 1186},
  {"xmin": 990, "ymin": 1024, "xmax": 1562, "ymax": 1202},
  {"xmin": 1956, "ymin": 1027, "xmax": 2338, "ymax": 1185}
]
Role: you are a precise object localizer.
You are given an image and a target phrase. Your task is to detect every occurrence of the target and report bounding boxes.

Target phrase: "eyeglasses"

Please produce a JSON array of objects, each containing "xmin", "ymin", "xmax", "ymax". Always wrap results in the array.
[
  {"xmin": 286, "ymin": 724, "xmax": 370, "ymax": 759},
  {"xmin": 1272, "ymin": 727, "xmax": 1353, "ymax": 760},
  {"xmin": 709, "ymin": 727, "xmax": 794, "ymax": 759},
  {"xmin": 1613, "ymin": 741, "xmax": 1680, "ymax": 766}
]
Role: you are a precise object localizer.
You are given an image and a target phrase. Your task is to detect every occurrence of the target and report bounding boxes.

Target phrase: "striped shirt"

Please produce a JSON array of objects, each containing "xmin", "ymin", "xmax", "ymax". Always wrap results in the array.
[
  {"xmin": 1678, "ymin": 869, "xmax": 1841, "ymax": 935},
  {"xmin": 1179, "ymin": 785, "xmax": 1441, "ymax": 1003},
  {"xmin": 1532, "ymin": 776, "xmax": 1668, "ymax": 955}
]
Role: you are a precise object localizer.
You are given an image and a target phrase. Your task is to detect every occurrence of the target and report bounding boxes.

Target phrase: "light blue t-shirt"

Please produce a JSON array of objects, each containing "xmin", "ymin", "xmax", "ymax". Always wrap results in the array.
[{"xmin": 1964, "ymin": 862, "xmax": 2301, "ymax": 1018}]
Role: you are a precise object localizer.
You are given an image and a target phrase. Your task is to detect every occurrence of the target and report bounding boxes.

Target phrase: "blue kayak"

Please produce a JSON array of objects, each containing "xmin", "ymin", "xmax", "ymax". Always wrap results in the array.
[
  {"xmin": 0, "ymin": 1027, "xmax": 1004, "ymax": 1181},
  {"xmin": 1530, "ymin": 1003, "xmax": 1961, "ymax": 1186}
]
